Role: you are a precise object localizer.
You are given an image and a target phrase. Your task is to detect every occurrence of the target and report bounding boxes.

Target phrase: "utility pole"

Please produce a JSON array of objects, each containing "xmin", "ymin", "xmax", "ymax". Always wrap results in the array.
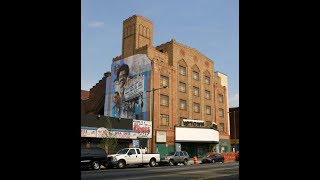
[{"xmin": 146, "ymin": 85, "xmax": 168, "ymax": 153}]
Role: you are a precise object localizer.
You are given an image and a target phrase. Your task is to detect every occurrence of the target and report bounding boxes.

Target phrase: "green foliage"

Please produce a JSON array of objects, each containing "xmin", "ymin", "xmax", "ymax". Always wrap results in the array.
[{"xmin": 100, "ymin": 116, "xmax": 118, "ymax": 154}]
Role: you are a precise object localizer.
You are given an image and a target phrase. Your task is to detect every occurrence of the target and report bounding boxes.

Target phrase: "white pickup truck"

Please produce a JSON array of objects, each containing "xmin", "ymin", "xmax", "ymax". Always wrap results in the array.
[{"xmin": 107, "ymin": 148, "xmax": 160, "ymax": 169}]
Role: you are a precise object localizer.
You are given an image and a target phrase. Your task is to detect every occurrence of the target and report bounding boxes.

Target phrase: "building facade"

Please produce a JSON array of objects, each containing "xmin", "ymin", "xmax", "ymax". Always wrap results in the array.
[
  {"xmin": 229, "ymin": 107, "xmax": 239, "ymax": 152},
  {"xmin": 82, "ymin": 15, "xmax": 231, "ymax": 157}
]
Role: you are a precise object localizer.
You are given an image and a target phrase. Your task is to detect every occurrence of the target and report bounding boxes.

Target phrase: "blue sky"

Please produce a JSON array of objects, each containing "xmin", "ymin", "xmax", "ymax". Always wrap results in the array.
[{"xmin": 81, "ymin": 0, "xmax": 239, "ymax": 108}]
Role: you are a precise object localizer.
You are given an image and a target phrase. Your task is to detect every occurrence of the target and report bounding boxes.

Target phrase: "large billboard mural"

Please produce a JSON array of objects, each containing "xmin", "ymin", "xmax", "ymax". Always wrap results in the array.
[{"xmin": 104, "ymin": 54, "xmax": 151, "ymax": 120}]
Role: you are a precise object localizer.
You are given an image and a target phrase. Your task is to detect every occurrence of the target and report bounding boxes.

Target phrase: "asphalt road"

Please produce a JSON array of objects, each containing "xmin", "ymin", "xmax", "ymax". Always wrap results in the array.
[{"xmin": 81, "ymin": 161, "xmax": 239, "ymax": 180}]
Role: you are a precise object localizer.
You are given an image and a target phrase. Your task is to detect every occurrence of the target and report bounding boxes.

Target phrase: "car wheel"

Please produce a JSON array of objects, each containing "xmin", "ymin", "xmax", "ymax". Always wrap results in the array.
[
  {"xmin": 117, "ymin": 160, "xmax": 125, "ymax": 169},
  {"xmin": 221, "ymin": 159, "xmax": 224, "ymax": 163},
  {"xmin": 149, "ymin": 159, "xmax": 156, "ymax": 167},
  {"xmin": 212, "ymin": 160, "xmax": 215, "ymax": 163},
  {"xmin": 169, "ymin": 160, "xmax": 174, "ymax": 166},
  {"xmin": 92, "ymin": 161, "xmax": 100, "ymax": 170},
  {"xmin": 183, "ymin": 159, "xmax": 188, "ymax": 165}
]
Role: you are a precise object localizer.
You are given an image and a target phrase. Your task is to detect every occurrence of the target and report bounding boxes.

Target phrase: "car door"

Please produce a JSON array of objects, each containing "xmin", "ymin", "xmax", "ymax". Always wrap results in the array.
[
  {"xmin": 173, "ymin": 152, "xmax": 179, "ymax": 163},
  {"xmin": 135, "ymin": 149, "xmax": 143, "ymax": 163},
  {"xmin": 216, "ymin": 154, "xmax": 222, "ymax": 162},
  {"xmin": 127, "ymin": 149, "xmax": 139, "ymax": 164},
  {"xmin": 179, "ymin": 151, "xmax": 184, "ymax": 163}
]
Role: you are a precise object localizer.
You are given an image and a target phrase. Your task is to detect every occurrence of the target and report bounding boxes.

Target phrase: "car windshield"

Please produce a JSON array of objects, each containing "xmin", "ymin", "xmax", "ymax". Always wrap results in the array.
[
  {"xmin": 167, "ymin": 152, "xmax": 175, "ymax": 156},
  {"xmin": 117, "ymin": 148, "xmax": 129, "ymax": 154}
]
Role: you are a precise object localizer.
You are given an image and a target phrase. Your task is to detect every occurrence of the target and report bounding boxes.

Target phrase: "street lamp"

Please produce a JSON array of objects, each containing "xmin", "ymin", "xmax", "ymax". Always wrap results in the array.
[{"xmin": 146, "ymin": 85, "xmax": 168, "ymax": 153}]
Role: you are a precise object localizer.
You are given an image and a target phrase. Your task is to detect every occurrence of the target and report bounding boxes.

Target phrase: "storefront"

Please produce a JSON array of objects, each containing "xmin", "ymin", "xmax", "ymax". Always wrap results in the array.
[
  {"xmin": 81, "ymin": 118, "xmax": 152, "ymax": 153},
  {"xmin": 175, "ymin": 126, "xmax": 219, "ymax": 158}
]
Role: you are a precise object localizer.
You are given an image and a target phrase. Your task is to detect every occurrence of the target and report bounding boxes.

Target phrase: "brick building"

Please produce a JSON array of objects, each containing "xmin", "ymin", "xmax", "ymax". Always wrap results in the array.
[{"xmin": 81, "ymin": 15, "xmax": 231, "ymax": 157}]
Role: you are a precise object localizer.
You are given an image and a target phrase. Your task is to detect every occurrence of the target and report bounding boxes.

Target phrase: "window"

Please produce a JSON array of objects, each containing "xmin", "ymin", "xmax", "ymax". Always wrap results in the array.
[
  {"xmin": 193, "ymin": 86, "xmax": 199, "ymax": 96},
  {"xmin": 179, "ymin": 65, "xmax": 186, "ymax": 76},
  {"xmin": 205, "ymin": 76, "xmax": 210, "ymax": 84},
  {"xmin": 193, "ymin": 103, "xmax": 200, "ymax": 113},
  {"xmin": 161, "ymin": 75, "xmax": 169, "ymax": 87},
  {"xmin": 179, "ymin": 82, "xmax": 186, "ymax": 93},
  {"xmin": 206, "ymin": 106, "xmax": 211, "ymax": 115},
  {"xmin": 193, "ymin": 71, "xmax": 199, "ymax": 80},
  {"xmin": 219, "ymin": 94, "xmax": 224, "ymax": 103},
  {"xmin": 160, "ymin": 114, "xmax": 169, "ymax": 126},
  {"xmin": 219, "ymin": 108, "xmax": 224, "ymax": 117},
  {"xmin": 128, "ymin": 149, "xmax": 136, "ymax": 155},
  {"xmin": 160, "ymin": 94, "xmax": 169, "ymax": 106},
  {"xmin": 180, "ymin": 99, "xmax": 187, "ymax": 110},
  {"xmin": 219, "ymin": 123, "xmax": 225, "ymax": 132},
  {"xmin": 205, "ymin": 90, "xmax": 211, "ymax": 99},
  {"xmin": 136, "ymin": 149, "xmax": 140, "ymax": 154}
]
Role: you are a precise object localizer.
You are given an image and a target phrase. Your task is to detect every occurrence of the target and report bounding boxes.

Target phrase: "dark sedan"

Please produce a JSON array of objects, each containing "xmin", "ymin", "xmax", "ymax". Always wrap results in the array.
[{"xmin": 201, "ymin": 153, "xmax": 224, "ymax": 163}]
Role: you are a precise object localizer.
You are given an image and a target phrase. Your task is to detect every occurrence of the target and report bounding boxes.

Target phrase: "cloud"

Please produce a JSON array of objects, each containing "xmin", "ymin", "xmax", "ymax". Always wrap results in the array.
[
  {"xmin": 229, "ymin": 93, "xmax": 239, "ymax": 108},
  {"xmin": 88, "ymin": 21, "xmax": 105, "ymax": 28}
]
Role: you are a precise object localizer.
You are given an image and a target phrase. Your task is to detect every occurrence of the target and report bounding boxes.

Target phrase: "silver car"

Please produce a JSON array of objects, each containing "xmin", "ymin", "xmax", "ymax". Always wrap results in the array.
[{"xmin": 160, "ymin": 151, "xmax": 189, "ymax": 166}]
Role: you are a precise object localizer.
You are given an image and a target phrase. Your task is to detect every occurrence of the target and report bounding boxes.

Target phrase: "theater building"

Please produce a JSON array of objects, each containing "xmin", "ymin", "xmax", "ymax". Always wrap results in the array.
[{"xmin": 82, "ymin": 15, "xmax": 231, "ymax": 157}]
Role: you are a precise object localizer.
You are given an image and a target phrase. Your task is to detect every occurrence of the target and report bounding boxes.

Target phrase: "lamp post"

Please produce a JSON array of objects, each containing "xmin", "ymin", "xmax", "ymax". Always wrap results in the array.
[{"xmin": 146, "ymin": 85, "xmax": 168, "ymax": 153}]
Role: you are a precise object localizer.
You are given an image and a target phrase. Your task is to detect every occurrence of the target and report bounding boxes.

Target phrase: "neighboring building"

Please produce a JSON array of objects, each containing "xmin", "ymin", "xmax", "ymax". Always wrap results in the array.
[
  {"xmin": 81, "ymin": 90, "xmax": 90, "ymax": 100},
  {"xmin": 81, "ymin": 15, "xmax": 231, "ymax": 157},
  {"xmin": 229, "ymin": 107, "xmax": 239, "ymax": 152},
  {"xmin": 215, "ymin": 72, "xmax": 230, "ymax": 152}
]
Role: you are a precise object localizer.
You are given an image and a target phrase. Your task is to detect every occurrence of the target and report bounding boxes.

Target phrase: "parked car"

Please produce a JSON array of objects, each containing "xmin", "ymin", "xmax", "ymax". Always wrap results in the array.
[
  {"xmin": 81, "ymin": 147, "xmax": 108, "ymax": 170},
  {"xmin": 201, "ymin": 153, "xmax": 224, "ymax": 163},
  {"xmin": 160, "ymin": 151, "xmax": 189, "ymax": 166},
  {"xmin": 107, "ymin": 148, "xmax": 160, "ymax": 169}
]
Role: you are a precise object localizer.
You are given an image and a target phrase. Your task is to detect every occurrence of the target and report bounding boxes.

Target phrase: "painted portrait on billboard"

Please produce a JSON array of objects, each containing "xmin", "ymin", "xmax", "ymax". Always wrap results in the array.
[{"xmin": 104, "ymin": 54, "xmax": 151, "ymax": 120}]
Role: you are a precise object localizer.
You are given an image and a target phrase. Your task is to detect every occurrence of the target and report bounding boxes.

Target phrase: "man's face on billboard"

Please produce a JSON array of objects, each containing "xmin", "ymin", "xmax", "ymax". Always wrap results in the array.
[{"xmin": 119, "ymin": 70, "xmax": 127, "ymax": 88}]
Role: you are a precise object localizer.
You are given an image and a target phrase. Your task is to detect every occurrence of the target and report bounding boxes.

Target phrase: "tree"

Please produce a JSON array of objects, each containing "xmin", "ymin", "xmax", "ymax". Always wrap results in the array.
[{"xmin": 99, "ymin": 116, "xmax": 118, "ymax": 154}]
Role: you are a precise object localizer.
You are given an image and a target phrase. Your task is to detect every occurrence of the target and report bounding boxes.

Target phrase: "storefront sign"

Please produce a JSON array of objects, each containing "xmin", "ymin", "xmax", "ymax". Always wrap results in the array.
[
  {"xmin": 81, "ymin": 129, "xmax": 97, "ymax": 137},
  {"xmin": 82, "ymin": 126, "xmax": 138, "ymax": 139},
  {"xmin": 98, "ymin": 129, "xmax": 138, "ymax": 139},
  {"xmin": 133, "ymin": 120, "xmax": 152, "ymax": 138},
  {"xmin": 97, "ymin": 127, "xmax": 108, "ymax": 138}
]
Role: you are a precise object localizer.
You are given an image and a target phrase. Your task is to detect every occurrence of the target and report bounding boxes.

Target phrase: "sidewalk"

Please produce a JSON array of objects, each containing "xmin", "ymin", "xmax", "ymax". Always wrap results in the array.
[
  {"xmin": 187, "ymin": 157, "xmax": 202, "ymax": 165},
  {"xmin": 187, "ymin": 158, "xmax": 236, "ymax": 165}
]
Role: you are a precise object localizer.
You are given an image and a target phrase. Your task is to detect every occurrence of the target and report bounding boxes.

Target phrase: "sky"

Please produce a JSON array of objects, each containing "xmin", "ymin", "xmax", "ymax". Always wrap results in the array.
[{"xmin": 81, "ymin": 0, "xmax": 239, "ymax": 108}]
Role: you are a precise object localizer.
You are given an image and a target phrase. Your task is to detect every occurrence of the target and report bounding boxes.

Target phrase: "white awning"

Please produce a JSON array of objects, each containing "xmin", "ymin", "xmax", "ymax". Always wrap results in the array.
[{"xmin": 175, "ymin": 127, "xmax": 219, "ymax": 142}]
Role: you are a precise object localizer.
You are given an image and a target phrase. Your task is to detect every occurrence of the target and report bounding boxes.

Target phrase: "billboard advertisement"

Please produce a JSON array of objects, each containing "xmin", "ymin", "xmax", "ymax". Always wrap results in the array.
[{"xmin": 104, "ymin": 54, "xmax": 151, "ymax": 120}]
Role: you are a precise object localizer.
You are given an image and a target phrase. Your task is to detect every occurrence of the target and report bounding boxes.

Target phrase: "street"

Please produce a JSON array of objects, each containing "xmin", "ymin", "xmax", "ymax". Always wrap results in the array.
[{"xmin": 81, "ymin": 161, "xmax": 239, "ymax": 180}]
